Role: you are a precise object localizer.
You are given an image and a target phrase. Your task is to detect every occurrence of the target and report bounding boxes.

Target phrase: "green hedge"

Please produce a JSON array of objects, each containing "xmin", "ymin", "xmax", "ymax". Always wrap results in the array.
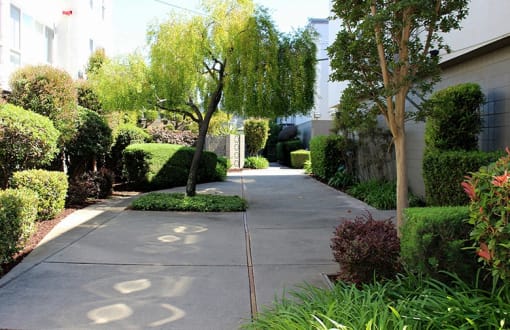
[
  {"xmin": 122, "ymin": 143, "xmax": 220, "ymax": 190},
  {"xmin": 109, "ymin": 124, "xmax": 151, "ymax": 179},
  {"xmin": 244, "ymin": 156, "xmax": 269, "ymax": 169},
  {"xmin": 0, "ymin": 188, "xmax": 38, "ymax": 265},
  {"xmin": 276, "ymin": 139, "xmax": 303, "ymax": 167},
  {"xmin": 401, "ymin": 206, "xmax": 477, "ymax": 283},
  {"xmin": 310, "ymin": 135, "xmax": 354, "ymax": 181},
  {"xmin": 423, "ymin": 150, "xmax": 502, "ymax": 206},
  {"xmin": 290, "ymin": 150, "xmax": 310, "ymax": 169},
  {"xmin": 10, "ymin": 170, "xmax": 68, "ymax": 221},
  {"xmin": 244, "ymin": 119, "xmax": 269, "ymax": 156}
]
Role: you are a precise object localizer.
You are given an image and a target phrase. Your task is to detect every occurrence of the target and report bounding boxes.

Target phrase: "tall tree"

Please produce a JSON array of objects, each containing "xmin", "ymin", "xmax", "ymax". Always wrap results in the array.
[
  {"xmin": 91, "ymin": 0, "xmax": 317, "ymax": 196},
  {"xmin": 328, "ymin": 0, "xmax": 468, "ymax": 234}
]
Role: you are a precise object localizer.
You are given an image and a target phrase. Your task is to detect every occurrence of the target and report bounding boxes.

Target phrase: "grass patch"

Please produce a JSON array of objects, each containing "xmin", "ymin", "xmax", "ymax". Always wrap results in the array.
[{"xmin": 131, "ymin": 192, "xmax": 247, "ymax": 212}]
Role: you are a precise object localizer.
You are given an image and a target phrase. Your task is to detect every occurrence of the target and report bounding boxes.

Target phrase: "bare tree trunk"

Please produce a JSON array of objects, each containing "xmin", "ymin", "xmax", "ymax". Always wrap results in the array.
[
  {"xmin": 394, "ymin": 132, "xmax": 408, "ymax": 237},
  {"xmin": 186, "ymin": 120, "xmax": 207, "ymax": 197}
]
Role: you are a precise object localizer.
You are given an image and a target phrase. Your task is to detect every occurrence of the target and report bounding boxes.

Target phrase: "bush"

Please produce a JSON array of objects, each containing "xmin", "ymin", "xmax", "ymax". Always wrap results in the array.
[
  {"xmin": 262, "ymin": 121, "xmax": 282, "ymax": 162},
  {"xmin": 424, "ymin": 82, "xmax": 484, "ymax": 152},
  {"xmin": 213, "ymin": 156, "xmax": 230, "ymax": 181},
  {"xmin": 401, "ymin": 206, "xmax": 477, "ymax": 283},
  {"xmin": 131, "ymin": 193, "xmax": 247, "ymax": 212},
  {"xmin": 66, "ymin": 169, "xmax": 113, "ymax": 206},
  {"xmin": 244, "ymin": 156, "xmax": 269, "ymax": 169},
  {"xmin": 0, "ymin": 104, "xmax": 60, "ymax": 188},
  {"xmin": 310, "ymin": 135, "xmax": 354, "ymax": 181},
  {"xmin": 146, "ymin": 127, "xmax": 197, "ymax": 146},
  {"xmin": 109, "ymin": 124, "xmax": 151, "ymax": 179},
  {"xmin": 10, "ymin": 170, "xmax": 68, "ymax": 221},
  {"xmin": 67, "ymin": 107, "xmax": 112, "ymax": 178},
  {"xmin": 423, "ymin": 150, "xmax": 502, "ymax": 206},
  {"xmin": 244, "ymin": 118, "xmax": 269, "ymax": 156},
  {"xmin": 328, "ymin": 166, "xmax": 356, "ymax": 190},
  {"xmin": 276, "ymin": 139, "xmax": 303, "ymax": 167},
  {"xmin": 290, "ymin": 149, "xmax": 310, "ymax": 169},
  {"xmin": 463, "ymin": 148, "xmax": 510, "ymax": 281},
  {"xmin": 347, "ymin": 180, "xmax": 422, "ymax": 210},
  {"xmin": 331, "ymin": 213, "xmax": 400, "ymax": 285},
  {"xmin": 122, "ymin": 143, "xmax": 219, "ymax": 190},
  {"xmin": 0, "ymin": 188, "xmax": 38, "ymax": 265},
  {"xmin": 303, "ymin": 160, "xmax": 312, "ymax": 174},
  {"xmin": 75, "ymin": 79, "xmax": 102, "ymax": 112},
  {"xmin": 9, "ymin": 64, "xmax": 78, "ymax": 143}
]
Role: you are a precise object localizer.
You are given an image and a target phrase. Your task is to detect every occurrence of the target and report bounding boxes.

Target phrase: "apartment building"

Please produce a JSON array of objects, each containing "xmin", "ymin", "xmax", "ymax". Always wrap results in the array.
[{"xmin": 0, "ymin": 0, "xmax": 112, "ymax": 89}]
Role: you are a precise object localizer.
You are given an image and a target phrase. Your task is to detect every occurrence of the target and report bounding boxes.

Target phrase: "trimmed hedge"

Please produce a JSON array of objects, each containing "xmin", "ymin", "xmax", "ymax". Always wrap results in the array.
[
  {"xmin": 276, "ymin": 139, "xmax": 303, "ymax": 167},
  {"xmin": 401, "ymin": 206, "xmax": 477, "ymax": 283},
  {"xmin": 0, "ymin": 103, "xmax": 60, "ymax": 188},
  {"xmin": 290, "ymin": 149, "xmax": 310, "ymax": 169},
  {"xmin": 244, "ymin": 156, "xmax": 269, "ymax": 169},
  {"xmin": 244, "ymin": 119, "xmax": 269, "ymax": 156},
  {"xmin": 423, "ymin": 150, "xmax": 502, "ymax": 206},
  {"xmin": 122, "ymin": 143, "xmax": 220, "ymax": 190},
  {"xmin": 10, "ymin": 170, "xmax": 68, "ymax": 221},
  {"xmin": 0, "ymin": 188, "xmax": 38, "ymax": 265},
  {"xmin": 109, "ymin": 124, "xmax": 151, "ymax": 179},
  {"xmin": 310, "ymin": 135, "xmax": 354, "ymax": 181}
]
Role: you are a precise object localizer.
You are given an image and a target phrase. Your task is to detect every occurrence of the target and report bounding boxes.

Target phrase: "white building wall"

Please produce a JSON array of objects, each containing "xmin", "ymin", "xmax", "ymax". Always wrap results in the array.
[{"xmin": 0, "ymin": 0, "xmax": 112, "ymax": 89}]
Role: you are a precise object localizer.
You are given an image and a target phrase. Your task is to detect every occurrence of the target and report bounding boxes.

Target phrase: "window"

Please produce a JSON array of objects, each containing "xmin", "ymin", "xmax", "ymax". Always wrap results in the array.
[
  {"xmin": 89, "ymin": 39, "xmax": 94, "ymax": 54},
  {"xmin": 10, "ymin": 5, "xmax": 20, "ymax": 50},
  {"xmin": 45, "ymin": 28, "xmax": 54, "ymax": 63}
]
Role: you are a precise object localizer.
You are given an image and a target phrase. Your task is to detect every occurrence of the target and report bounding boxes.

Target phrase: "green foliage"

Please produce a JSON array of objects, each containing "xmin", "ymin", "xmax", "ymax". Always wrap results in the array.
[
  {"xmin": 75, "ymin": 79, "xmax": 102, "ymax": 112},
  {"xmin": 244, "ymin": 118, "xmax": 269, "ymax": 156},
  {"xmin": 10, "ymin": 170, "xmax": 68, "ymax": 221},
  {"xmin": 328, "ymin": 166, "xmax": 356, "ymax": 190},
  {"xmin": 122, "ymin": 143, "xmax": 219, "ymax": 190},
  {"xmin": 109, "ymin": 124, "xmax": 151, "ymax": 179},
  {"xmin": 214, "ymin": 156, "xmax": 230, "ymax": 181},
  {"xmin": 332, "ymin": 85, "xmax": 377, "ymax": 138},
  {"xmin": 0, "ymin": 103, "xmax": 60, "ymax": 188},
  {"xmin": 463, "ymin": 149, "xmax": 510, "ymax": 281},
  {"xmin": 309, "ymin": 135, "xmax": 354, "ymax": 181},
  {"xmin": 244, "ymin": 156, "xmax": 269, "ymax": 169},
  {"xmin": 66, "ymin": 169, "xmax": 113, "ymax": 206},
  {"xmin": 424, "ymin": 83, "xmax": 484, "ymax": 152},
  {"xmin": 67, "ymin": 107, "xmax": 112, "ymax": 178},
  {"xmin": 0, "ymin": 188, "xmax": 38, "ymax": 265},
  {"xmin": 347, "ymin": 180, "xmax": 421, "ymax": 210},
  {"xmin": 131, "ymin": 192, "xmax": 247, "ymax": 212},
  {"xmin": 85, "ymin": 48, "xmax": 107, "ymax": 75},
  {"xmin": 147, "ymin": 127, "xmax": 197, "ymax": 146},
  {"xmin": 401, "ymin": 206, "xmax": 478, "ymax": 283},
  {"xmin": 207, "ymin": 110, "xmax": 237, "ymax": 136},
  {"xmin": 290, "ymin": 149, "xmax": 310, "ymax": 169},
  {"xmin": 423, "ymin": 150, "xmax": 502, "ymax": 206},
  {"xmin": 9, "ymin": 64, "xmax": 78, "ymax": 143},
  {"xmin": 262, "ymin": 121, "xmax": 282, "ymax": 162},
  {"xmin": 242, "ymin": 273, "xmax": 510, "ymax": 329},
  {"xmin": 303, "ymin": 160, "xmax": 312, "ymax": 174},
  {"xmin": 331, "ymin": 213, "xmax": 401, "ymax": 285},
  {"xmin": 276, "ymin": 139, "xmax": 303, "ymax": 167}
]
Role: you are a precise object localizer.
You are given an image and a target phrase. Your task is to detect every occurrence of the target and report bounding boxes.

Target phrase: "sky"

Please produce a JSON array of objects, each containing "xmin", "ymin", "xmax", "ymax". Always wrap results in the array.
[{"xmin": 111, "ymin": 0, "xmax": 331, "ymax": 56}]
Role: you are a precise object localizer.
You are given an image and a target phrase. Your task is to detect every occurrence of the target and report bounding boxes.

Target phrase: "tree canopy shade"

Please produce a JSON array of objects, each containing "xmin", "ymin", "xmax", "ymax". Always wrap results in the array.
[
  {"xmin": 328, "ymin": 0, "xmax": 469, "ymax": 234},
  {"xmin": 91, "ymin": 0, "xmax": 317, "ymax": 196}
]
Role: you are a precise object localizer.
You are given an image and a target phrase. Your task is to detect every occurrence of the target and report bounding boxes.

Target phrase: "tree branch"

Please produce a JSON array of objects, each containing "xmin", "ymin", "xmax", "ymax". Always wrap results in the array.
[
  {"xmin": 423, "ymin": 0, "xmax": 441, "ymax": 56},
  {"xmin": 156, "ymin": 102, "xmax": 200, "ymax": 123},
  {"xmin": 186, "ymin": 97, "xmax": 204, "ymax": 122}
]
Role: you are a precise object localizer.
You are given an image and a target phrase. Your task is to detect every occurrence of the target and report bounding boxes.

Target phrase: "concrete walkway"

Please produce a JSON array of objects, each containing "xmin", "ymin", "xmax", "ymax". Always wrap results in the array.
[{"xmin": 0, "ymin": 165, "xmax": 395, "ymax": 329}]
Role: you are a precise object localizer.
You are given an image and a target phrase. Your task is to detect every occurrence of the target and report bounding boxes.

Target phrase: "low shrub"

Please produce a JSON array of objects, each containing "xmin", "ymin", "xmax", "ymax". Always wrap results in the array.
[
  {"xmin": 66, "ymin": 169, "xmax": 113, "ymax": 206},
  {"xmin": 244, "ymin": 156, "xmax": 269, "ymax": 169},
  {"xmin": 276, "ymin": 139, "xmax": 303, "ymax": 167},
  {"xmin": 0, "ymin": 188, "xmax": 38, "ymax": 265},
  {"xmin": 244, "ymin": 118, "xmax": 269, "ymax": 156},
  {"xmin": 348, "ymin": 180, "xmax": 423, "ymax": 210},
  {"xmin": 213, "ymin": 156, "xmax": 230, "ymax": 181},
  {"xmin": 10, "ymin": 170, "xmax": 68, "ymax": 221},
  {"xmin": 262, "ymin": 121, "xmax": 282, "ymax": 162},
  {"xmin": 310, "ymin": 135, "xmax": 354, "ymax": 181},
  {"xmin": 109, "ymin": 124, "xmax": 152, "ymax": 179},
  {"xmin": 401, "ymin": 206, "xmax": 478, "ymax": 283},
  {"xmin": 122, "ymin": 143, "xmax": 219, "ymax": 190},
  {"xmin": 131, "ymin": 192, "xmax": 247, "ymax": 212},
  {"xmin": 303, "ymin": 160, "xmax": 312, "ymax": 174},
  {"xmin": 328, "ymin": 166, "xmax": 357, "ymax": 190},
  {"xmin": 423, "ymin": 150, "xmax": 501, "ymax": 206},
  {"xmin": 290, "ymin": 149, "xmax": 310, "ymax": 169},
  {"xmin": 331, "ymin": 213, "xmax": 400, "ymax": 285},
  {"xmin": 146, "ymin": 127, "xmax": 197, "ymax": 146},
  {"xmin": 463, "ymin": 148, "xmax": 510, "ymax": 281}
]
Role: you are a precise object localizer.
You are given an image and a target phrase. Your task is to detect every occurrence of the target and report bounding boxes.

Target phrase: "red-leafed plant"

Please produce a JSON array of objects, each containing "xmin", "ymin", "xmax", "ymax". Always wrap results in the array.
[
  {"xmin": 462, "ymin": 147, "xmax": 510, "ymax": 281},
  {"xmin": 331, "ymin": 212, "xmax": 401, "ymax": 285}
]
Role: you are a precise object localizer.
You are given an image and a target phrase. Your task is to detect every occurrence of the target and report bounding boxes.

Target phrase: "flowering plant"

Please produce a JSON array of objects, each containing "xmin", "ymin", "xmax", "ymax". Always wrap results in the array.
[{"xmin": 462, "ymin": 148, "xmax": 510, "ymax": 280}]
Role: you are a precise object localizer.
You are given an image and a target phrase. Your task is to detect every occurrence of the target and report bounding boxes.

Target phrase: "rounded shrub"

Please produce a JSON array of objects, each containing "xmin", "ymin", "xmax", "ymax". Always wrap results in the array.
[
  {"xmin": 290, "ymin": 149, "xmax": 310, "ymax": 169},
  {"xmin": 276, "ymin": 139, "xmax": 303, "ymax": 167},
  {"xmin": 109, "ymin": 124, "xmax": 151, "ymax": 179},
  {"xmin": 310, "ymin": 135, "xmax": 355, "ymax": 181},
  {"xmin": 10, "ymin": 170, "xmax": 68, "ymax": 221},
  {"xmin": 0, "ymin": 188, "xmax": 38, "ymax": 265},
  {"xmin": 0, "ymin": 103, "xmax": 60, "ymax": 188},
  {"xmin": 9, "ymin": 65, "xmax": 78, "ymax": 143},
  {"xmin": 244, "ymin": 118, "xmax": 269, "ymax": 156},
  {"xmin": 244, "ymin": 156, "xmax": 269, "ymax": 169},
  {"xmin": 75, "ymin": 79, "xmax": 102, "ymax": 112},
  {"xmin": 66, "ymin": 169, "xmax": 114, "ymax": 206},
  {"xmin": 331, "ymin": 213, "xmax": 400, "ymax": 285}
]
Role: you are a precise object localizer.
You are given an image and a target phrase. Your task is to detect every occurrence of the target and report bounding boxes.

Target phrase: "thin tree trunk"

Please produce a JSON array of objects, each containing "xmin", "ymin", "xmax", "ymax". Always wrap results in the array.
[
  {"xmin": 393, "ymin": 119, "xmax": 408, "ymax": 237},
  {"xmin": 186, "ymin": 120, "xmax": 207, "ymax": 197}
]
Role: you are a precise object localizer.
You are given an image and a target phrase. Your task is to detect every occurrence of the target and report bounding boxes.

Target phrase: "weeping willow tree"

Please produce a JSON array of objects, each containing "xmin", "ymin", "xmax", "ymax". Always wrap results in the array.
[{"xmin": 91, "ymin": 0, "xmax": 317, "ymax": 196}]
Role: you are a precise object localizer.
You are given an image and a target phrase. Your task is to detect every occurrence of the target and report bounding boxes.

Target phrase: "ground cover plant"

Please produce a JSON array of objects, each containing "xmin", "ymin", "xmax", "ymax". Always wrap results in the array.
[
  {"xmin": 244, "ymin": 156, "xmax": 269, "ymax": 169},
  {"xmin": 131, "ymin": 192, "xmax": 247, "ymax": 212}
]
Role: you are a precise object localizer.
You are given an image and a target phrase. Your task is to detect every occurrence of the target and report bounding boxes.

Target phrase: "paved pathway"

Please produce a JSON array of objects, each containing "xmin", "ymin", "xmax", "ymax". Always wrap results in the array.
[{"xmin": 0, "ymin": 165, "xmax": 394, "ymax": 329}]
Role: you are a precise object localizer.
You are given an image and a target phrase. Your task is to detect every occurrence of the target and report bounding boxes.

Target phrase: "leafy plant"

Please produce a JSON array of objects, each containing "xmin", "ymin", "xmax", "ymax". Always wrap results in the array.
[
  {"xmin": 244, "ymin": 118, "xmax": 269, "ymax": 156},
  {"xmin": 146, "ymin": 127, "xmax": 197, "ymax": 146},
  {"xmin": 244, "ymin": 156, "xmax": 269, "ymax": 169},
  {"xmin": 290, "ymin": 149, "xmax": 310, "ymax": 169},
  {"xmin": 10, "ymin": 170, "xmax": 68, "ymax": 221},
  {"xmin": 328, "ymin": 166, "xmax": 356, "ymax": 190},
  {"xmin": 66, "ymin": 169, "xmax": 113, "ymax": 206},
  {"xmin": 276, "ymin": 139, "xmax": 303, "ymax": 167},
  {"xmin": 131, "ymin": 192, "xmax": 247, "ymax": 212},
  {"xmin": 310, "ymin": 135, "xmax": 355, "ymax": 181},
  {"xmin": 347, "ymin": 180, "xmax": 421, "ymax": 210},
  {"xmin": 303, "ymin": 160, "xmax": 312, "ymax": 174},
  {"xmin": 331, "ymin": 213, "xmax": 401, "ymax": 285},
  {"xmin": 462, "ymin": 148, "xmax": 510, "ymax": 280},
  {"xmin": 75, "ymin": 79, "xmax": 102, "ymax": 112},
  {"xmin": 0, "ymin": 188, "xmax": 38, "ymax": 266}
]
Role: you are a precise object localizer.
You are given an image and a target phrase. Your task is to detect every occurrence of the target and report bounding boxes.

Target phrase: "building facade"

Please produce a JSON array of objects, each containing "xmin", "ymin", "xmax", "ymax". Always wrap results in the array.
[{"xmin": 0, "ymin": 0, "xmax": 112, "ymax": 89}]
